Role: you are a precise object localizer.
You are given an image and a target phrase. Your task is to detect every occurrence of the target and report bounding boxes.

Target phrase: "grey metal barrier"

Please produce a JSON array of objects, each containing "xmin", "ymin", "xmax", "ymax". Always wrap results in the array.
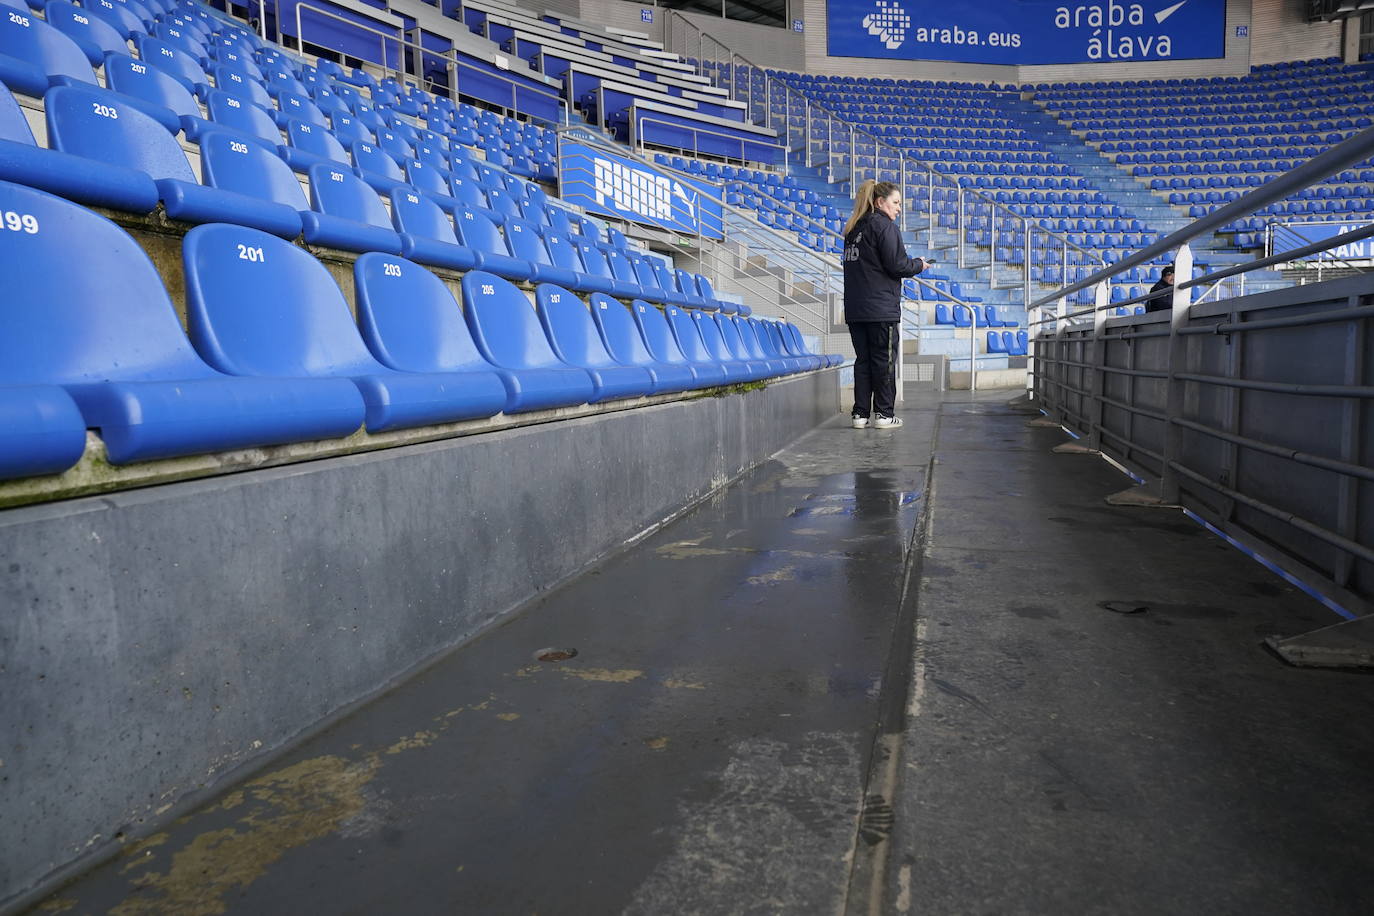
[{"xmin": 1028, "ymin": 124, "xmax": 1374, "ymax": 667}]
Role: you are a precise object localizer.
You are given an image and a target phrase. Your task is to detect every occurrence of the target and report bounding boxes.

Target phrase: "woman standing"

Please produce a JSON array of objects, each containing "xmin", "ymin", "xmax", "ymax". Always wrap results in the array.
[{"xmin": 842, "ymin": 179, "xmax": 932, "ymax": 430}]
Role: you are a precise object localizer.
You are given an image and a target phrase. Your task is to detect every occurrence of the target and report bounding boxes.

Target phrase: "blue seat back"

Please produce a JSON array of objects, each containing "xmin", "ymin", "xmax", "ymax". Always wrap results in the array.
[
  {"xmin": 0, "ymin": 178, "xmax": 212, "ymax": 384},
  {"xmin": 374, "ymin": 128, "xmax": 413, "ymax": 163},
  {"xmin": 287, "ymin": 118, "xmax": 346, "ymax": 162},
  {"xmin": 154, "ymin": 22, "xmax": 205, "ymax": 57},
  {"xmin": 0, "ymin": 12, "xmax": 96, "ymax": 93},
  {"xmin": 452, "ymin": 207, "xmax": 513, "ymax": 258},
  {"xmin": 307, "ymin": 161, "xmax": 391, "ymax": 228},
  {"xmin": 546, "ymin": 205, "xmax": 574, "ymax": 238},
  {"xmin": 631, "ymin": 300, "xmax": 691, "ymax": 365},
  {"xmin": 351, "ymin": 138, "xmax": 403, "ymax": 180},
  {"xmin": 389, "ymin": 187, "xmax": 458, "ymax": 244},
  {"xmin": 44, "ymin": 0, "xmax": 127, "ymax": 65},
  {"xmin": 134, "ymin": 34, "xmax": 205, "ymax": 89},
  {"xmin": 330, "ymin": 112, "xmax": 372, "ymax": 145},
  {"xmin": 403, "ymin": 159, "xmax": 449, "ymax": 199},
  {"xmin": 459, "ymin": 271, "xmax": 565, "ymax": 370},
  {"xmin": 676, "ymin": 269, "xmax": 703, "ymax": 300},
  {"xmin": 484, "ymin": 186, "xmax": 522, "ymax": 219},
  {"xmin": 573, "ymin": 241, "xmax": 615, "ymax": 283},
  {"xmin": 630, "ymin": 254, "xmax": 668, "ymax": 295},
  {"xmin": 448, "ymin": 175, "xmax": 487, "ymax": 209},
  {"xmin": 544, "ymin": 233, "xmax": 585, "ymax": 273},
  {"xmin": 664, "ymin": 306, "xmax": 711, "ymax": 361},
  {"xmin": 503, "ymin": 216, "xmax": 552, "ymax": 266},
  {"xmin": 986, "ymin": 330, "xmax": 1004, "ymax": 352},
  {"xmin": 183, "ymin": 223, "xmax": 381, "ymax": 376},
  {"xmin": 46, "ymin": 85, "xmax": 195, "ymax": 182},
  {"xmin": 275, "ymin": 90, "xmax": 325, "ymax": 126},
  {"xmin": 589, "ymin": 294, "xmax": 655, "ymax": 366},
  {"xmin": 205, "ymin": 91, "xmax": 280, "ymax": 143},
  {"xmin": 213, "ymin": 66, "xmax": 273, "ymax": 108},
  {"xmin": 536, "ymin": 284, "xmax": 616, "ymax": 368},
  {"xmin": 0, "ymin": 77, "xmax": 35, "ymax": 143},
  {"xmin": 200, "ymin": 130, "xmax": 307, "ymax": 207},
  {"xmin": 353, "ymin": 252, "xmax": 491, "ymax": 372},
  {"xmin": 691, "ymin": 310, "xmax": 733, "ymax": 360},
  {"xmin": 104, "ymin": 52, "xmax": 199, "ymax": 120},
  {"xmin": 210, "ymin": 48, "xmax": 263, "ymax": 80},
  {"xmin": 83, "ymin": 0, "xmax": 145, "ymax": 39},
  {"xmin": 604, "ymin": 249, "xmax": 641, "ymax": 288}
]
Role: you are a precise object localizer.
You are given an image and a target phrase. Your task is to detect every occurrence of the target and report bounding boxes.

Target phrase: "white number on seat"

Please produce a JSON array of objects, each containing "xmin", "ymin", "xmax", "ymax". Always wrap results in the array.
[
  {"xmin": 236, "ymin": 244, "xmax": 265, "ymax": 262},
  {"xmin": 383, "ymin": 263, "xmax": 403, "ymax": 277},
  {"xmin": 405, "ymin": 194, "xmax": 419, "ymax": 204},
  {"xmin": 131, "ymin": 62, "xmax": 146, "ymax": 74},
  {"xmin": 91, "ymin": 103, "xmax": 119, "ymax": 120},
  {"xmin": 2, "ymin": 211, "xmax": 39, "ymax": 234},
  {"xmin": 329, "ymin": 171, "xmax": 344, "ymax": 182},
  {"xmin": 159, "ymin": 48, "xmax": 174, "ymax": 58},
  {"xmin": 481, "ymin": 284, "xmax": 494, "ymax": 295},
  {"xmin": 8, "ymin": 12, "xmax": 30, "ymax": 26},
  {"xmin": 225, "ymin": 97, "xmax": 241, "ymax": 108},
  {"xmin": 299, "ymin": 123, "xmax": 312, "ymax": 133},
  {"xmin": 228, "ymin": 140, "xmax": 249, "ymax": 154},
  {"xmin": 73, "ymin": 13, "xmax": 89, "ymax": 24},
  {"xmin": 550, "ymin": 294, "xmax": 560, "ymax": 303}
]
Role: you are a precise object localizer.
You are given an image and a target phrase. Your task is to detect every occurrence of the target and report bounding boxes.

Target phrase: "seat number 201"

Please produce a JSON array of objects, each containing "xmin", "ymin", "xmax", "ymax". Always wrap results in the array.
[
  {"xmin": 2, "ymin": 211, "xmax": 39, "ymax": 234},
  {"xmin": 237, "ymin": 244, "xmax": 265, "ymax": 262}
]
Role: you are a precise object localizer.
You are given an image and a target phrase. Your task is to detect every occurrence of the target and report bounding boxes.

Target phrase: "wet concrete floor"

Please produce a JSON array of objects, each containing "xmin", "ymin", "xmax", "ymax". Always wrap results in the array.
[{"xmin": 30, "ymin": 391, "xmax": 1374, "ymax": 915}]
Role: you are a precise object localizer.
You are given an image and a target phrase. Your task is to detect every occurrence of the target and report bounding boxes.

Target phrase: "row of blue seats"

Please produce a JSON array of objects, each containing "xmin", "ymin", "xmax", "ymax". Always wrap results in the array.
[
  {"xmin": 0, "ymin": 181, "xmax": 837, "ymax": 481},
  {"xmin": 0, "ymin": 79, "xmax": 758, "ymax": 313},
  {"xmin": 986, "ymin": 331, "xmax": 1029, "ymax": 356}
]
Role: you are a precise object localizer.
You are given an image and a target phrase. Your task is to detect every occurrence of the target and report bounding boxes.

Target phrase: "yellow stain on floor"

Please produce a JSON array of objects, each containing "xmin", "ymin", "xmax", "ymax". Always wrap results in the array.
[
  {"xmin": 496, "ymin": 713, "xmax": 521, "ymax": 721},
  {"xmin": 662, "ymin": 677, "xmax": 708, "ymax": 690},
  {"xmin": 36, "ymin": 898, "xmax": 76, "ymax": 913},
  {"xmin": 563, "ymin": 667, "xmax": 644, "ymax": 684},
  {"xmin": 385, "ymin": 731, "xmax": 437, "ymax": 755},
  {"xmin": 117, "ymin": 833, "xmax": 169, "ymax": 875},
  {"xmin": 643, "ymin": 737, "xmax": 669, "ymax": 750},
  {"xmin": 109, "ymin": 755, "xmax": 380, "ymax": 916},
  {"xmin": 746, "ymin": 566, "xmax": 799, "ymax": 586}
]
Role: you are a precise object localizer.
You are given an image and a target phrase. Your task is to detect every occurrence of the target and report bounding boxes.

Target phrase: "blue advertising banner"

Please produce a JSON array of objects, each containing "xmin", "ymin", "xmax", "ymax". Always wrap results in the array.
[
  {"xmin": 559, "ymin": 141, "xmax": 724, "ymax": 240},
  {"xmin": 826, "ymin": 0, "xmax": 1226, "ymax": 65},
  {"xmin": 1273, "ymin": 222, "xmax": 1374, "ymax": 261}
]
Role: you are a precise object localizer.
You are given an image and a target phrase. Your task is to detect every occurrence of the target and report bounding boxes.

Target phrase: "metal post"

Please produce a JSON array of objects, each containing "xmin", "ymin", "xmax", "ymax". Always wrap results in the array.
[
  {"xmin": 990, "ymin": 205, "xmax": 998, "ymax": 286},
  {"xmin": 1085, "ymin": 280, "xmax": 1110, "ymax": 452},
  {"xmin": 1160, "ymin": 243, "xmax": 1194, "ymax": 504},
  {"xmin": 1023, "ymin": 217, "xmax": 1032, "ymax": 309},
  {"xmin": 957, "ymin": 187, "xmax": 966, "ymax": 269}
]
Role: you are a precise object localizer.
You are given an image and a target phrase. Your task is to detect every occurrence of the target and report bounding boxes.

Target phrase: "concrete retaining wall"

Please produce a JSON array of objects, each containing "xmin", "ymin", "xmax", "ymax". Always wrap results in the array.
[{"xmin": 0, "ymin": 371, "xmax": 840, "ymax": 909}]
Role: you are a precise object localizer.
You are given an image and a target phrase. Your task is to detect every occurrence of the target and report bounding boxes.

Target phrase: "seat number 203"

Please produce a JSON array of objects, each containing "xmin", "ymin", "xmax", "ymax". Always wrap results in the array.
[{"xmin": 2, "ymin": 211, "xmax": 39, "ymax": 234}]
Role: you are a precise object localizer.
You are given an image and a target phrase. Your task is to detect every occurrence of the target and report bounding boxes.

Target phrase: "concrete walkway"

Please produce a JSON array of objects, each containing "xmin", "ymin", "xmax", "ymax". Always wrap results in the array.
[{"xmin": 29, "ymin": 392, "xmax": 1374, "ymax": 915}]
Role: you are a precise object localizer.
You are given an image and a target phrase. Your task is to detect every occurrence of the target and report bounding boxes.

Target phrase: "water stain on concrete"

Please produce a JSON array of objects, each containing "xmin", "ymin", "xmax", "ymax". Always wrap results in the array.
[
  {"xmin": 747, "ymin": 566, "xmax": 799, "ymax": 586},
  {"xmin": 563, "ymin": 667, "xmax": 645, "ymax": 684},
  {"xmin": 385, "ymin": 731, "xmax": 437, "ymax": 755}
]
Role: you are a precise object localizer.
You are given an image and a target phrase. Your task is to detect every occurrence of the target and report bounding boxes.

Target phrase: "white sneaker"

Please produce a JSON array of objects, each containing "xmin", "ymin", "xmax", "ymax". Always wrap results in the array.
[
  {"xmin": 851, "ymin": 414, "xmax": 869, "ymax": 429},
  {"xmin": 873, "ymin": 415, "xmax": 903, "ymax": 429}
]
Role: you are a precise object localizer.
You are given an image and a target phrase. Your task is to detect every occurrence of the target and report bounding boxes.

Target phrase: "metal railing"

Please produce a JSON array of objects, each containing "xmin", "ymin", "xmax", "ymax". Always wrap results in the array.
[
  {"xmin": 1029, "ymin": 124, "xmax": 1374, "ymax": 647},
  {"xmin": 663, "ymin": 10, "xmax": 1104, "ymax": 312},
  {"xmin": 634, "ymin": 116, "xmax": 788, "ymax": 171},
  {"xmin": 284, "ymin": 1, "xmax": 566, "ymax": 123}
]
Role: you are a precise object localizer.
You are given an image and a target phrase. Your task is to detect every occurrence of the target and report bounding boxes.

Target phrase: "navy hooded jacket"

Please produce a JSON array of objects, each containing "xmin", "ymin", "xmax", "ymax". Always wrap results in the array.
[{"xmin": 842, "ymin": 210, "xmax": 928, "ymax": 323}]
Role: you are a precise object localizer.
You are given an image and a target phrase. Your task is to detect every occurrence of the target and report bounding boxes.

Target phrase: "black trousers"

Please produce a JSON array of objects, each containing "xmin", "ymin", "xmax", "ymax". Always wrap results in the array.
[{"xmin": 848, "ymin": 320, "xmax": 898, "ymax": 418}]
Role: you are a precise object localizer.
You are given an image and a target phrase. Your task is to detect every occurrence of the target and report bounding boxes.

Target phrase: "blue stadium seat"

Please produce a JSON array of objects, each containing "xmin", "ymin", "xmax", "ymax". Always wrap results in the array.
[
  {"xmin": 574, "ymin": 241, "xmax": 639, "ymax": 298},
  {"xmin": 1003, "ymin": 331, "xmax": 1027, "ymax": 357},
  {"xmin": 0, "ymin": 78, "xmax": 159, "ymax": 212},
  {"xmin": 0, "ymin": 11, "xmax": 96, "ymax": 96},
  {"xmin": 711, "ymin": 313, "xmax": 779, "ymax": 378},
  {"xmin": 209, "ymin": 65, "xmax": 273, "ymax": 108},
  {"xmin": 734, "ymin": 317, "xmax": 804, "ymax": 373},
  {"xmin": 452, "ymin": 207, "xmax": 534, "ymax": 281},
  {"xmin": 279, "ymin": 118, "xmax": 348, "ymax": 171},
  {"xmin": 184, "ymin": 223, "xmax": 492, "ymax": 432},
  {"xmin": 587, "ymin": 293, "xmax": 696, "ymax": 395},
  {"xmin": 535, "ymin": 285, "xmax": 654, "ymax": 402},
  {"xmin": 194, "ymin": 90, "xmax": 281, "ymax": 144},
  {"xmin": 987, "ymin": 330, "xmax": 1007, "ymax": 354},
  {"xmin": 132, "ymin": 34, "xmax": 204, "ymax": 91},
  {"xmin": 46, "ymin": 86, "xmax": 302, "ymax": 238},
  {"xmin": 665, "ymin": 305, "xmax": 748, "ymax": 383},
  {"xmin": 630, "ymin": 299, "xmax": 725, "ymax": 388},
  {"xmin": 300, "ymin": 161, "xmax": 403, "ymax": 253},
  {"xmin": 389, "ymin": 188, "xmax": 479, "ymax": 271},
  {"xmin": 696, "ymin": 274, "xmax": 732, "ymax": 313},
  {"xmin": 952, "ymin": 304, "xmax": 976, "ymax": 328},
  {"xmin": 0, "ymin": 384, "xmax": 87, "ymax": 480},
  {"xmin": 458, "ymin": 271, "xmax": 595, "ymax": 412},
  {"xmin": 691, "ymin": 309, "xmax": 767, "ymax": 380},
  {"xmin": 675, "ymin": 270, "xmax": 711, "ymax": 309},
  {"xmin": 169, "ymin": 130, "xmax": 305, "ymax": 238},
  {"xmin": 934, "ymin": 303, "xmax": 954, "ymax": 325},
  {"xmin": 44, "ymin": 0, "xmax": 127, "ymax": 66},
  {"xmin": 82, "ymin": 0, "xmax": 146, "ymax": 41},
  {"xmin": 505, "ymin": 217, "xmax": 579, "ymax": 288},
  {"xmin": 350, "ymin": 137, "xmax": 407, "ymax": 192},
  {"xmin": 351, "ymin": 252, "xmax": 509, "ymax": 420},
  {"xmin": 1, "ymin": 180, "xmax": 363, "ymax": 462},
  {"xmin": 103, "ymin": 52, "xmax": 200, "ymax": 133}
]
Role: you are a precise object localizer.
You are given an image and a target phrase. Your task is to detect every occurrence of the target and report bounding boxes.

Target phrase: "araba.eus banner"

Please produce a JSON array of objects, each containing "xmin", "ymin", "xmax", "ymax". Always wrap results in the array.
[
  {"xmin": 826, "ymin": 0, "xmax": 1226, "ymax": 65},
  {"xmin": 559, "ymin": 141, "xmax": 724, "ymax": 240}
]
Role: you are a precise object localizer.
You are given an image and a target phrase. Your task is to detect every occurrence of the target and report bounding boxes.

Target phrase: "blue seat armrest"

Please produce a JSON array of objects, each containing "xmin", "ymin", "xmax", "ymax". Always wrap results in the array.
[
  {"xmin": 158, "ymin": 179, "xmax": 303, "ymax": 239},
  {"xmin": 471, "ymin": 249, "xmax": 535, "ymax": 282},
  {"xmin": 400, "ymin": 233, "xmax": 480, "ymax": 271},
  {"xmin": 276, "ymin": 144, "xmax": 345, "ymax": 173},
  {"xmin": 354, "ymin": 168, "xmax": 410, "ymax": 195},
  {"xmin": 529, "ymin": 263, "xmax": 582, "ymax": 288},
  {"xmin": 0, "ymin": 54, "xmax": 49, "ymax": 97},
  {"xmin": 299, "ymin": 210, "xmax": 404, "ymax": 254},
  {"xmin": 0, "ymin": 140, "xmax": 160, "ymax": 213},
  {"xmin": 48, "ymin": 74, "xmax": 97, "ymax": 90},
  {"xmin": 0, "ymin": 385, "xmax": 88, "ymax": 481}
]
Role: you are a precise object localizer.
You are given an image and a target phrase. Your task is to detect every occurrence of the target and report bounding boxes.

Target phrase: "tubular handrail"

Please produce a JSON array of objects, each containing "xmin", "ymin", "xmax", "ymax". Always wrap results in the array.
[
  {"xmin": 1028, "ymin": 123, "xmax": 1374, "ymax": 310},
  {"xmin": 289, "ymin": 1, "xmax": 565, "ymax": 123}
]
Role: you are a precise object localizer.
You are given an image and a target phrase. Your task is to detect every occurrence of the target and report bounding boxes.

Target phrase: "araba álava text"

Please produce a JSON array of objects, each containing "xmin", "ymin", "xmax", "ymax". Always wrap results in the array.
[{"xmin": 1056, "ymin": 3, "xmax": 1173, "ymax": 60}]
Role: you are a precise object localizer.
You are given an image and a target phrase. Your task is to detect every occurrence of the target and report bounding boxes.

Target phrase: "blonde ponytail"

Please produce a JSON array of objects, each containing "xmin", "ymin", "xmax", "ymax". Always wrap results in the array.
[{"xmin": 843, "ymin": 179, "xmax": 900, "ymax": 238}]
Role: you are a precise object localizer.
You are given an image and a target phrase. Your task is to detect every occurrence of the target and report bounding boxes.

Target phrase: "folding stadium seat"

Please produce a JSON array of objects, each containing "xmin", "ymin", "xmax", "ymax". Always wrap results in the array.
[
  {"xmin": 630, "ymin": 300, "xmax": 726, "ymax": 388},
  {"xmin": 690, "ymin": 309, "xmax": 768, "ymax": 381},
  {"xmin": 0, "ymin": 179, "xmax": 364, "ymax": 462},
  {"xmin": 207, "ymin": 65, "xmax": 274, "ymax": 108},
  {"xmin": 501, "ymin": 216, "xmax": 582, "ymax": 289},
  {"xmin": 348, "ymin": 252, "xmax": 508, "ymax": 420},
  {"xmin": 0, "ymin": 10, "xmax": 98, "ymax": 96},
  {"xmin": 43, "ymin": 0, "xmax": 127, "ymax": 66},
  {"xmin": 78, "ymin": 0, "xmax": 145, "ymax": 42},
  {"xmin": 46, "ymin": 87, "xmax": 304, "ymax": 237},
  {"xmin": 664, "ymin": 306, "xmax": 750, "ymax": 384},
  {"xmin": 779, "ymin": 323, "xmax": 832, "ymax": 368},
  {"xmin": 347, "ymin": 138, "xmax": 408, "ymax": 193},
  {"xmin": 696, "ymin": 274, "xmax": 732, "ymax": 313},
  {"xmin": 103, "ymin": 52, "xmax": 201, "ymax": 133},
  {"xmin": 749, "ymin": 318, "xmax": 812, "ymax": 371},
  {"xmin": 674, "ymin": 270, "xmax": 711, "ymax": 310},
  {"xmin": 534, "ymin": 285, "xmax": 654, "ymax": 402},
  {"xmin": 184, "ymin": 225, "xmax": 495, "ymax": 432},
  {"xmin": 450, "ymin": 207, "xmax": 533, "ymax": 282},
  {"xmin": 730, "ymin": 316, "xmax": 797, "ymax": 374},
  {"xmin": 0, "ymin": 77, "xmax": 164, "ymax": 212},
  {"xmin": 713, "ymin": 314, "xmax": 783, "ymax": 378},
  {"xmin": 586, "ymin": 293, "xmax": 696, "ymax": 395},
  {"xmin": 457, "ymin": 272, "xmax": 595, "ymax": 412},
  {"xmin": 249, "ymin": 150, "xmax": 377, "ymax": 247},
  {"xmin": 132, "ymin": 34, "xmax": 205, "ymax": 91},
  {"xmin": 1004, "ymin": 331, "xmax": 1028, "ymax": 357}
]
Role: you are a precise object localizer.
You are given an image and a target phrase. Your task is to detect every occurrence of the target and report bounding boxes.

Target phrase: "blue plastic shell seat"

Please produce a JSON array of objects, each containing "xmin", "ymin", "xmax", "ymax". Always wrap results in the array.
[
  {"xmin": 535, "ymin": 284, "xmax": 654, "ymax": 403},
  {"xmin": 0, "ymin": 11, "xmax": 97, "ymax": 96},
  {"xmin": 104, "ymin": 52, "xmax": 200, "ymax": 133},
  {"xmin": 193, "ymin": 90, "xmax": 281, "ymax": 144},
  {"xmin": 184, "ymin": 223, "xmax": 486, "ymax": 432},
  {"xmin": 132, "ymin": 34, "xmax": 205, "ymax": 92},
  {"xmin": 390, "ymin": 187, "xmax": 479, "ymax": 272},
  {"xmin": 44, "ymin": 0, "xmax": 127, "ymax": 66},
  {"xmin": 0, "ymin": 180, "xmax": 363, "ymax": 462},
  {"xmin": 350, "ymin": 137, "xmax": 408, "ymax": 193},
  {"xmin": 208, "ymin": 65, "xmax": 273, "ymax": 108},
  {"xmin": 665, "ymin": 305, "xmax": 746, "ymax": 383},
  {"xmin": 300, "ymin": 161, "xmax": 403, "ymax": 254},
  {"xmin": 0, "ymin": 78, "xmax": 158, "ymax": 212},
  {"xmin": 674, "ymin": 269, "xmax": 711, "ymax": 309},
  {"xmin": 689, "ymin": 309, "xmax": 767, "ymax": 381},
  {"xmin": 402, "ymin": 157, "xmax": 459, "ymax": 210},
  {"xmin": 505, "ymin": 216, "xmax": 580, "ymax": 288},
  {"xmin": 451, "ymin": 207, "xmax": 534, "ymax": 281},
  {"xmin": 459, "ymin": 271, "xmax": 595, "ymax": 412},
  {"xmin": 768, "ymin": 321, "xmax": 824, "ymax": 369},
  {"xmin": 573, "ymin": 241, "xmax": 639, "ymax": 298},
  {"xmin": 45, "ymin": 86, "xmax": 302, "ymax": 237},
  {"xmin": 627, "ymin": 253, "xmax": 674, "ymax": 305},
  {"xmin": 278, "ymin": 117, "xmax": 348, "ymax": 171},
  {"xmin": 82, "ymin": 0, "xmax": 145, "ymax": 41},
  {"xmin": 716, "ymin": 314, "xmax": 785, "ymax": 377},
  {"xmin": 0, "ymin": 383, "xmax": 88, "ymax": 479},
  {"xmin": 351, "ymin": 252, "xmax": 508, "ymax": 420},
  {"xmin": 630, "ymin": 300, "xmax": 725, "ymax": 388},
  {"xmin": 696, "ymin": 274, "xmax": 734, "ymax": 313},
  {"xmin": 731, "ymin": 317, "xmax": 802, "ymax": 374},
  {"xmin": 750, "ymin": 318, "xmax": 815, "ymax": 371},
  {"xmin": 587, "ymin": 293, "xmax": 695, "ymax": 395}
]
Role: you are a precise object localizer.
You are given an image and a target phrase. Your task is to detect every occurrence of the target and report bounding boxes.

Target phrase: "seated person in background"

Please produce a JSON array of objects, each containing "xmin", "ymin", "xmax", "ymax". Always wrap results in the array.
[{"xmin": 1145, "ymin": 264, "xmax": 1175, "ymax": 312}]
